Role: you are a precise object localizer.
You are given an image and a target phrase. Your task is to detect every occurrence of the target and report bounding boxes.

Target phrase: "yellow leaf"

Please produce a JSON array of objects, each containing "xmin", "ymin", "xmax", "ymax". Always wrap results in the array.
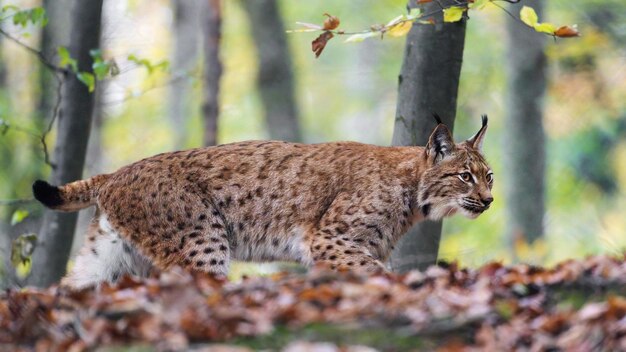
[
  {"xmin": 387, "ymin": 21, "xmax": 412, "ymax": 37},
  {"xmin": 534, "ymin": 22, "xmax": 556, "ymax": 35},
  {"xmin": 443, "ymin": 7, "xmax": 465, "ymax": 23},
  {"xmin": 520, "ymin": 6, "xmax": 538, "ymax": 27},
  {"xmin": 15, "ymin": 260, "xmax": 32, "ymax": 279}
]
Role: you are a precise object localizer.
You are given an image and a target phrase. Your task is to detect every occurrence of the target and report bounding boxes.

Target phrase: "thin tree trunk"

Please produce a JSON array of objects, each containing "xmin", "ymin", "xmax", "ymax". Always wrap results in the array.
[
  {"xmin": 0, "ymin": 36, "xmax": 6, "ymax": 86},
  {"xmin": 28, "ymin": 0, "xmax": 104, "ymax": 287},
  {"xmin": 241, "ymin": 0, "xmax": 301, "ymax": 142},
  {"xmin": 389, "ymin": 1, "xmax": 467, "ymax": 272},
  {"xmin": 169, "ymin": 0, "xmax": 201, "ymax": 149},
  {"xmin": 201, "ymin": 0, "xmax": 222, "ymax": 147},
  {"xmin": 504, "ymin": 0, "xmax": 547, "ymax": 245}
]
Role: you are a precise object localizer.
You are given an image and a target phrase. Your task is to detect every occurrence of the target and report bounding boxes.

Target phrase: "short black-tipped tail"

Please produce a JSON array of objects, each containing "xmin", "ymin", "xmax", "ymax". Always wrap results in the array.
[
  {"xmin": 33, "ymin": 174, "xmax": 109, "ymax": 211},
  {"xmin": 33, "ymin": 180, "xmax": 63, "ymax": 208}
]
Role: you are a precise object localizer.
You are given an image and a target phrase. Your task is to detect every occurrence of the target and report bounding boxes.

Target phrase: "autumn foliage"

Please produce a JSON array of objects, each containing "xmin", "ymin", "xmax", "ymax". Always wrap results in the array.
[
  {"xmin": 292, "ymin": 2, "xmax": 580, "ymax": 59},
  {"xmin": 1, "ymin": 255, "xmax": 625, "ymax": 350}
]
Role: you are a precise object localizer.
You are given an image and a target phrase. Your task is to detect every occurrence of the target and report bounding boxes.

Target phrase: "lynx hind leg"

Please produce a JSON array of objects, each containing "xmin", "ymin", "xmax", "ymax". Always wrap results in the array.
[
  {"xmin": 61, "ymin": 213, "xmax": 152, "ymax": 290},
  {"xmin": 173, "ymin": 210, "xmax": 231, "ymax": 278}
]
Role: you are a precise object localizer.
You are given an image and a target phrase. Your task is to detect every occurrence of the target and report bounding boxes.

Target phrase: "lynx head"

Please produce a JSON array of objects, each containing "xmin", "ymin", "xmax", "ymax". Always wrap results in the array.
[{"xmin": 418, "ymin": 114, "xmax": 493, "ymax": 220}]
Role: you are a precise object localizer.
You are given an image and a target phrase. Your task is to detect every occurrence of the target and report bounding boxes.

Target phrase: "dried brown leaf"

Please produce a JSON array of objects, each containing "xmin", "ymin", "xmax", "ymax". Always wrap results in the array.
[
  {"xmin": 555, "ymin": 25, "xmax": 580, "ymax": 38},
  {"xmin": 312, "ymin": 31, "xmax": 334, "ymax": 58},
  {"xmin": 322, "ymin": 13, "xmax": 340, "ymax": 30}
]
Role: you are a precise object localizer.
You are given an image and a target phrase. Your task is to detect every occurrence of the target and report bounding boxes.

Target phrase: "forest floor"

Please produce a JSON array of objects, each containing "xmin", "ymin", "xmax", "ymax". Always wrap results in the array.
[{"xmin": 1, "ymin": 255, "xmax": 625, "ymax": 351}]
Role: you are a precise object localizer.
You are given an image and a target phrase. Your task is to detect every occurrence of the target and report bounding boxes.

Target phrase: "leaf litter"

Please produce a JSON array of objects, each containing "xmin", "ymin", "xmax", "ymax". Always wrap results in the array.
[{"xmin": 1, "ymin": 255, "xmax": 625, "ymax": 351}]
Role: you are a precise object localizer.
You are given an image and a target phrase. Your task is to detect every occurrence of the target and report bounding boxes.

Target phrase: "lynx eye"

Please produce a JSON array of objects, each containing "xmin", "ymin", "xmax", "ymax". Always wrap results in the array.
[
  {"xmin": 486, "ymin": 173, "xmax": 494, "ymax": 183},
  {"xmin": 459, "ymin": 172, "xmax": 473, "ymax": 183}
]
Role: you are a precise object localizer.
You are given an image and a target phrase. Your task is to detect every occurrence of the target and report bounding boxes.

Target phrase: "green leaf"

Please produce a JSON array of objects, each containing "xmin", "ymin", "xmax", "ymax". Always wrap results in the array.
[
  {"xmin": 77, "ymin": 72, "xmax": 95, "ymax": 92},
  {"xmin": 344, "ymin": 32, "xmax": 379, "ymax": 43},
  {"xmin": 12, "ymin": 10, "xmax": 28, "ymax": 27},
  {"xmin": 11, "ymin": 209, "xmax": 29, "ymax": 226},
  {"xmin": 152, "ymin": 60, "xmax": 169, "ymax": 72},
  {"xmin": 443, "ymin": 7, "xmax": 465, "ymax": 23},
  {"xmin": 30, "ymin": 7, "xmax": 47, "ymax": 26},
  {"xmin": 520, "ymin": 6, "xmax": 538, "ymax": 27},
  {"xmin": 92, "ymin": 61, "xmax": 110, "ymax": 80},
  {"xmin": 1, "ymin": 5, "xmax": 20, "ymax": 13},
  {"xmin": 11, "ymin": 7, "xmax": 47, "ymax": 28},
  {"xmin": 128, "ymin": 54, "xmax": 169, "ymax": 75},
  {"xmin": 89, "ymin": 48, "xmax": 103, "ymax": 59},
  {"xmin": 58, "ymin": 46, "xmax": 78, "ymax": 72}
]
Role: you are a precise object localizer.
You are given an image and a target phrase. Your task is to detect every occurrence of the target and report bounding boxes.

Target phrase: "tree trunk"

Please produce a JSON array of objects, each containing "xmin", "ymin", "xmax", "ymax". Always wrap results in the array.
[
  {"xmin": 504, "ymin": 0, "xmax": 547, "ymax": 246},
  {"xmin": 169, "ymin": 0, "xmax": 201, "ymax": 149},
  {"xmin": 28, "ymin": 0, "xmax": 104, "ymax": 287},
  {"xmin": 241, "ymin": 0, "xmax": 302, "ymax": 142},
  {"xmin": 201, "ymin": 0, "xmax": 222, "ymax": 147},
  {"xmin": 389, "ymin": 1, "xmax": 467, "ymax": 273}
]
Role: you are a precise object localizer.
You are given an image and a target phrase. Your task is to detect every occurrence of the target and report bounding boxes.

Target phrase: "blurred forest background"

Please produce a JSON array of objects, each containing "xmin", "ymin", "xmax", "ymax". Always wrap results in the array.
[{"xmin": 0, "ymin": 0, "xmax": 625, "ymax": 287}]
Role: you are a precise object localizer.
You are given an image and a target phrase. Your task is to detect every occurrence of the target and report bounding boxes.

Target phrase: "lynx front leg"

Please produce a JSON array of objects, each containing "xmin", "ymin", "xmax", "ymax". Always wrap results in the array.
[
  {"xmin": 310, "ymin": 239, "xmax": 387, "ymax": 273},
  {"xmin": 306, "ymin": 191, "xmax": 401, "ymax": 274}
]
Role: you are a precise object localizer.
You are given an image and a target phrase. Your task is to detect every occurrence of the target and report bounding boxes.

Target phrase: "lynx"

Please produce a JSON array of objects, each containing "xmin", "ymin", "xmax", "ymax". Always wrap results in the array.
[{"xmin": 33, "ymin": 115, "xmax": 493, "ymax": 289}]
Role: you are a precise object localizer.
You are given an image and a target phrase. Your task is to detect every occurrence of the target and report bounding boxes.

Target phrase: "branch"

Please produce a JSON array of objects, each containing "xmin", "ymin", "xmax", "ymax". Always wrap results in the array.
[
  {"xmin": 0, "ymin": 198, "xmax": 35, "ymax": 206},
  {"xmin": 0, "ymin": 28, "xmax": 68, "ymax": 74},
  {"xmin": 0, "ymin": 28, "xmax": 68, "ymax": 169},
  {"xmin": 40, "ymin": 77, "xmax": 64, "ymax": 169},
  {"xmin": 103, "ymin": 71, "xmax": 199, "ymax": 106},
  {"xmin": 290, "ymin": 0, "xmax": 578, "ymax": 58}
]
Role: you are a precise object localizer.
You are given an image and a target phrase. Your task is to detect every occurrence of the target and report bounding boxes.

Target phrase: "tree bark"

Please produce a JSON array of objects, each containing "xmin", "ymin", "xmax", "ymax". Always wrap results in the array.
[
  {"xmin": 201, "ymin": 0, "xmax": 222, "ymax": 147},
  {"xmin": 169, "ymin": 0, "xmax": 201, "ymax": 149},
  {"xmin": 241, "ymin": 0, "xmax": 302, "ymax": 142},
  {"xmin": 28, "ymin": 0, "xmax": 104, "ymax": 287},
  {"xmin": 389, "ymin": 1, "xmax": 467, "ymax": 272},
  {"xmin": 503, "ymin": 0, "xmax": 547, "ymax": 245}
]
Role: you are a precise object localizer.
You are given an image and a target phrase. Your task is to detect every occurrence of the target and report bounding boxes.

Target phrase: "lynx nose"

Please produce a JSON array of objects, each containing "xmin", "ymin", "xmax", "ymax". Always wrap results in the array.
[{"xmin": 482, "ymin": 197, "xmax": 494, "ymax": 207}]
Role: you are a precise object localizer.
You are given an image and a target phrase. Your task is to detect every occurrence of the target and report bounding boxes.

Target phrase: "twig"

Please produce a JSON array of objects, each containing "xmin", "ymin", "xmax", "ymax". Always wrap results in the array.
[
  {"xmin": 103, "ymin": 72, "xmax": 199, "ymax": 106},
  {"xmin": 0, "ymin": 199, "xmax": 35, "ymax": 206},
  {"xmin": 293, "ymin": 0, "xmax": 559, "ymax": 39},
  {"xmin": 0, "ymin": 27, "xmax": 68, "ymax": 169},
  {"xmin": 0, "ymin": 28, "xmax": 67, "ymax": 74},
  {"xmin": 40, "ymin": 77, "xmax": 64, "ymax": 169},
  {"xmin": 490, "ymin": 1, "xmax": 519, "ymax": 22}
]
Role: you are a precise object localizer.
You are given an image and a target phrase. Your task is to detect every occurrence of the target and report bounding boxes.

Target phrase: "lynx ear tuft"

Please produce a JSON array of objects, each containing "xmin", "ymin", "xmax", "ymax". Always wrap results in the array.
[
  {"xmin": 432, "ymin": 112, "xmax": 443, "ymax": 125},
  {"xmin": 466, "ymin": 114, "xmax": 488, "ymax": 151}
]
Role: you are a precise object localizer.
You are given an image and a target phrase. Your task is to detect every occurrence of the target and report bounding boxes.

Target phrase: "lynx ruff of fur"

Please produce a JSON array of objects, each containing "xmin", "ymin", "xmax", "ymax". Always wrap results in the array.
[{"xmin": 33, "ymin": 115, "xmax": 493, "ymax": 289}]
